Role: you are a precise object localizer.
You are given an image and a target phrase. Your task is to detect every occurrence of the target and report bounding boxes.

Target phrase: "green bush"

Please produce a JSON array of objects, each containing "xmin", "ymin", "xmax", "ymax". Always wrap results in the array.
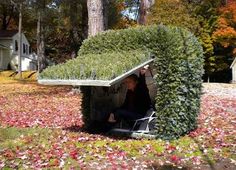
[
  {"xmin": 39, "ymin": 25, "xmax": 204, "ymax": 139},
  {"xmin": 152, "ymin": 26, "xmax": 204, "ymax": 140}
]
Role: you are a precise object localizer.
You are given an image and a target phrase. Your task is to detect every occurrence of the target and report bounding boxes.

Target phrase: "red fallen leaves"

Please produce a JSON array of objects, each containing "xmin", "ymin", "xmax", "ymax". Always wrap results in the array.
[
  {"xmin": 107, "ymin": 151, "xmax": 127, "ymax": 161},
  {"xmin": 23, "ymin": 136, "xmax": 33, "ymax": 144},
  {"xmin": 189, "ymin": 84, "xmax": 236, "ymax": 164},
  {"xmin": 166, "ymin": 145, "xmax": 176, "ymax": 152},
  {"xmin": 188, "ymin": 127, "xmax": 208, "ymax": 138},
  {"xmin": 3, "ymin": 150, "xmax": 15, "ymax": 160},
  {"xmin": 170, "ymin": 155, "xmax": 179, "ymax": 163},
  {"xmin": 0, "ymin": 82, "xmax": 235, "ymax": 169},
  {"xmin": 51, "ymin": 159, "xmax": 60, "ymax": 167},
  {"xmin": 0, "ymin": 83, "xmax": 82, "ymax": 128},
  {"xmin": 106, "ymin": 151, "xmax": 130, "ymax": 169},
  {"xmin": 191, "ymin": 156, "xmax": 201, "ymax": 165},
  {"xmin": 69, "ymin": 150, "xmax": 78, "ymax": 160}
]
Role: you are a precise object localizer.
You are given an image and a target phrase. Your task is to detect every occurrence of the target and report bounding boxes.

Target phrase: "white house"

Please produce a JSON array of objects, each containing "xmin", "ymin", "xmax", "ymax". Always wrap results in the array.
[
  {"xmin": 230, "ymin": 57, "xmax": 236, "ymax": 83},
  {"xmin": 0, "ymin": 30, "xmax": 37, "ymax": 71}
]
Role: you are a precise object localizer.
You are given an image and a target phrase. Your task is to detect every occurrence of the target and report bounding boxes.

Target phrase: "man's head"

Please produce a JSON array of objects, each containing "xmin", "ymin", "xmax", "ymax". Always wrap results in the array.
[{"xmin": 124, "ymin": 74, "xmax": 138, "ymax": 91}]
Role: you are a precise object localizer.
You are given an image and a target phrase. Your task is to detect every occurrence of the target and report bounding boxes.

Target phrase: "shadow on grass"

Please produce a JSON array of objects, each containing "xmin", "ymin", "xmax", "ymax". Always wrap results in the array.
[
  {"xmin": 62, "ymin": 124, "xmax": 130, "ymax": 140},
  {"xmin": 0, "ymin": 79, "xmax": 37, "ymax": 85},
  {"xmin": 62, "ymin": 125, "xmax": 84, "ymax": 133},
  {"xmin": 1, "ymin": 83, "xmax": 72, "ymax": 96},
  {"xmin": 150, "ymin": 164, "xmax": 190, "ymax": 170},
  {"xmin": 10, "ymin": 89, "xmax": 68, "ymax": 96}
]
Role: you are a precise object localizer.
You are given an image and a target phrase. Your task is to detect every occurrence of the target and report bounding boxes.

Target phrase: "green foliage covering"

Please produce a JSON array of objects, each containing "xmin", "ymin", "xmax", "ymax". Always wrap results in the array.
[
  {"xmin": 40, "ymin": 50, "xmax": 150, "ymax": 80},
  {"xmin": 78, "ymin": 27, "xmax": 150, "ymax": 55},
  {"xmin": 40, "ymin": 25, "xmax": 204, "ymax": 140},
  {"xmin": 80, "ymin": 25, "xmax": 203, "ymax": 139},
  {"xmin": 152, "ymin": 26, "xmax": 204, "ymax": 140}
]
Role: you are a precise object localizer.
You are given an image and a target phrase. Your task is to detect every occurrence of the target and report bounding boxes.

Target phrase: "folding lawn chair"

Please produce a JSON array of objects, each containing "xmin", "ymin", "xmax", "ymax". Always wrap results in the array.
[
  {"xmin": 131, "ymin": 108, "xmax": 156, "ymax": 133},
  {"xmin": 108, "ymin": 108, "xmax": 157, "ymax": 138}
]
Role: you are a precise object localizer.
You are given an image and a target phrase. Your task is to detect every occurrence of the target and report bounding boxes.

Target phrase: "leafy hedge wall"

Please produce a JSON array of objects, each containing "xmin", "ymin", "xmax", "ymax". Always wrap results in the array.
[
  {"xmin": 40, "ymin": 25, "xmax": 204, "ymax": 139},
  {"xmin": 152, "ymin": 26, "xmax": 204, "ymax": 140}
]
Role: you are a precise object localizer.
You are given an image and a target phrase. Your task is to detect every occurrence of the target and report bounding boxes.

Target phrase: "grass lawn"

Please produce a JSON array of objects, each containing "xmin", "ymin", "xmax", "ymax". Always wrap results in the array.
[{"xmin": 0, "ymin": 73, "xmax": 235, "ymax": 169}]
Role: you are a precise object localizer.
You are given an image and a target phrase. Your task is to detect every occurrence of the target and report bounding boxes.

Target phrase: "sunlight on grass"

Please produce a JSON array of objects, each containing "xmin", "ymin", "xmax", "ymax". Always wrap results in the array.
[
  {"xmin": 0, "ymin": 71, "xmax": 37, "ymax": 83},
  {"xmin": 0, "ymin": 127, "xmax": 52, "ymax": 149}
]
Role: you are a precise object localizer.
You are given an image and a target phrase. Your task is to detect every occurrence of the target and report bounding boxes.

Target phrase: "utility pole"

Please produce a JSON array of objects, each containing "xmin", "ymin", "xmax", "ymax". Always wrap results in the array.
[
  {"xmin": 11, "ymin": 0, "xmax": 23, "ymax": 79},
  {"xmin": 18, "ymin": 3, "xmax": 22, "ymax": 79},
  {"xmin": 37, "ymin": 11, "xmax": 41, "ymax": 73}
]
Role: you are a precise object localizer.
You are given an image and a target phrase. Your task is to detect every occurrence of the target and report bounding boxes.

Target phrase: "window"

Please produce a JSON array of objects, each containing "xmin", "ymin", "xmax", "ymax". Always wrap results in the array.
[
  {"xmin": 15, "ymin": 40, "xmax": 18, "ymax": 51},
  {"xmin": 26, "ymin": 44, "xmax": 28, "ymax": 55},
  {"xmin": 29, "ymin": 46, "xmax": 32, "ymax": 54},
  {"xmin": 23, "ymin": 43, "xmax": 26, "ymax": 54}
]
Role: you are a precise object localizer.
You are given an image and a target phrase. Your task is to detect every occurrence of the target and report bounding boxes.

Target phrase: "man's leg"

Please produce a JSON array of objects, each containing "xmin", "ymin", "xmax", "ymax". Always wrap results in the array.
[{"xmin": 114, "ymin": 109, "xmax": 143, "ymax": 121}]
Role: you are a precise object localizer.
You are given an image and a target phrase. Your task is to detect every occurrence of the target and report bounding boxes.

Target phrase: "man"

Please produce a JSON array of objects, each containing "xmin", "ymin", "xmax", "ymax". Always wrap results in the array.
[{"xmin": 108, "ymin": 66, "xmax": 152, "ymax": 123}]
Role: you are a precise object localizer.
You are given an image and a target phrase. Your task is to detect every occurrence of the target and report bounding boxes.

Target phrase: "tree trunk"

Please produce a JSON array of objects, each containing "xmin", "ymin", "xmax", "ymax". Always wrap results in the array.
[
  {"xmin": 103, "ymin": 0, "xmax": 109, "ymax": 30},
  {"xmin": 37, "ymin": 11, "xmax": 46, "ymax": 72},
  {"xmin": 18, "ymin": 3, "xmax": 22, "ymax": 79},
  {"xmin": 0, "ymin": 4, "xmax": 14, "ymax": 30},
  {"xmin": 37, "ymin": 11, "xmax": 41, "ymax": 72},
  {"xmin": 2, "ymin": 14, "xmax": 8, "ymax": 30},
  {"xmin": 69, "ymin": 0, "xmax": 80, "ymax": 58},
  {"xmin": 87, "ymin": 0, "xmax": 104, "ymax": 36},
  {"xmin": 82, "ymin": 1, "xmax": 88, "ymax": 39},
  {"xmin": 40, "ymin": 28, "xmax": 46, "ymax": 70},
  {"xmin": 138, "ymin": 0, "xmax": 155, "ymax": 25},
  {"xmin": 81, "ymin": 0, "xmax": 88, "ymax": 39}
]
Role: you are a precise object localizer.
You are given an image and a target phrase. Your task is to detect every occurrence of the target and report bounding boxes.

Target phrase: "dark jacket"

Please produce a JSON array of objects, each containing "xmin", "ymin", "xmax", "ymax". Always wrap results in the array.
[{"xmin": 121, "ymin": 74, "xmax": 152, "ymax": 116}]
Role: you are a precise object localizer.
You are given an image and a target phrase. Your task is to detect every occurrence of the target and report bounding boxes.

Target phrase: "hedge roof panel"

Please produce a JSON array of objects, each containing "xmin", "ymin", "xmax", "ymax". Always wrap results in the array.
[{"xmin": 39, "ymin": 50, "xmax": 152, "ymax": 82}]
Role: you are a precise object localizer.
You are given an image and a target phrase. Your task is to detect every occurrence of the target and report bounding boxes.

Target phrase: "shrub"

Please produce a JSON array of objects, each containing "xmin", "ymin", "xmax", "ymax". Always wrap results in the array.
[
  {"xmin": 152, "ymin": 26, "xmax": 204, "ymax": 140},
  {"xmin": 39, "ymin": 25, "xmax": 204, "ymax": 139}
]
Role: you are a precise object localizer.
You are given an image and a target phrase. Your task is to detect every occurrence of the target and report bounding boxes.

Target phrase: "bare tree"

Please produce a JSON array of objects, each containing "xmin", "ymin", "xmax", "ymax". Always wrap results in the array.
[
  {"xmin": 10, "ymin": 0, "xmax": 23, "ymax": 79},
  {"xmin": 33, "ymin": 0, "xmax": 48, "ymax": 72},
  {"xmin": 103, "ymin": 0, "xmax": 109, "ymax": 30},
  {"xmin": 37, "ymin": 10, "xmax": 46, "ymax": 72},
  {"xmin": 87, "ymin": 0, "xmax": 104, "ymax": 36}
]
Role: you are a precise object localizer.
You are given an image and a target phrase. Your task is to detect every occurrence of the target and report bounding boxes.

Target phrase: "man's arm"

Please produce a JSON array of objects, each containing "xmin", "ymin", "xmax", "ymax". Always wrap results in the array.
[
  {"xmin": 139, "ymin": 66, "xmax": 149, "ymax": 87},
  {"xmin": 138, "ymin": 67, "xmax": 152, "ymax": 109}
]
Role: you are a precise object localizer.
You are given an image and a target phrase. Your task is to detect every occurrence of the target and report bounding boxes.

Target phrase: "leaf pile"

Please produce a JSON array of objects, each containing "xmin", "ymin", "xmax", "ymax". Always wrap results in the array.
[
  {"xmin": 0, "ymin": 82, "xmax": 82, "ymax": 128},
  {"xmin": 0, "ymin": 81, "xmax": 235, "ymax": 169}
]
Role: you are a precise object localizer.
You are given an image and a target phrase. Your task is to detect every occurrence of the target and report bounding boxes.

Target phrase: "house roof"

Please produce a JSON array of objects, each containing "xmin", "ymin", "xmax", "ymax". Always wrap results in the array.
[
  {"xmin": 230, "ymin": 57, "xmax": 236, "ymax": 68},
  {"xmin": 0, "ymin": 30, "xmax": 18, "ymax": 38}
]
